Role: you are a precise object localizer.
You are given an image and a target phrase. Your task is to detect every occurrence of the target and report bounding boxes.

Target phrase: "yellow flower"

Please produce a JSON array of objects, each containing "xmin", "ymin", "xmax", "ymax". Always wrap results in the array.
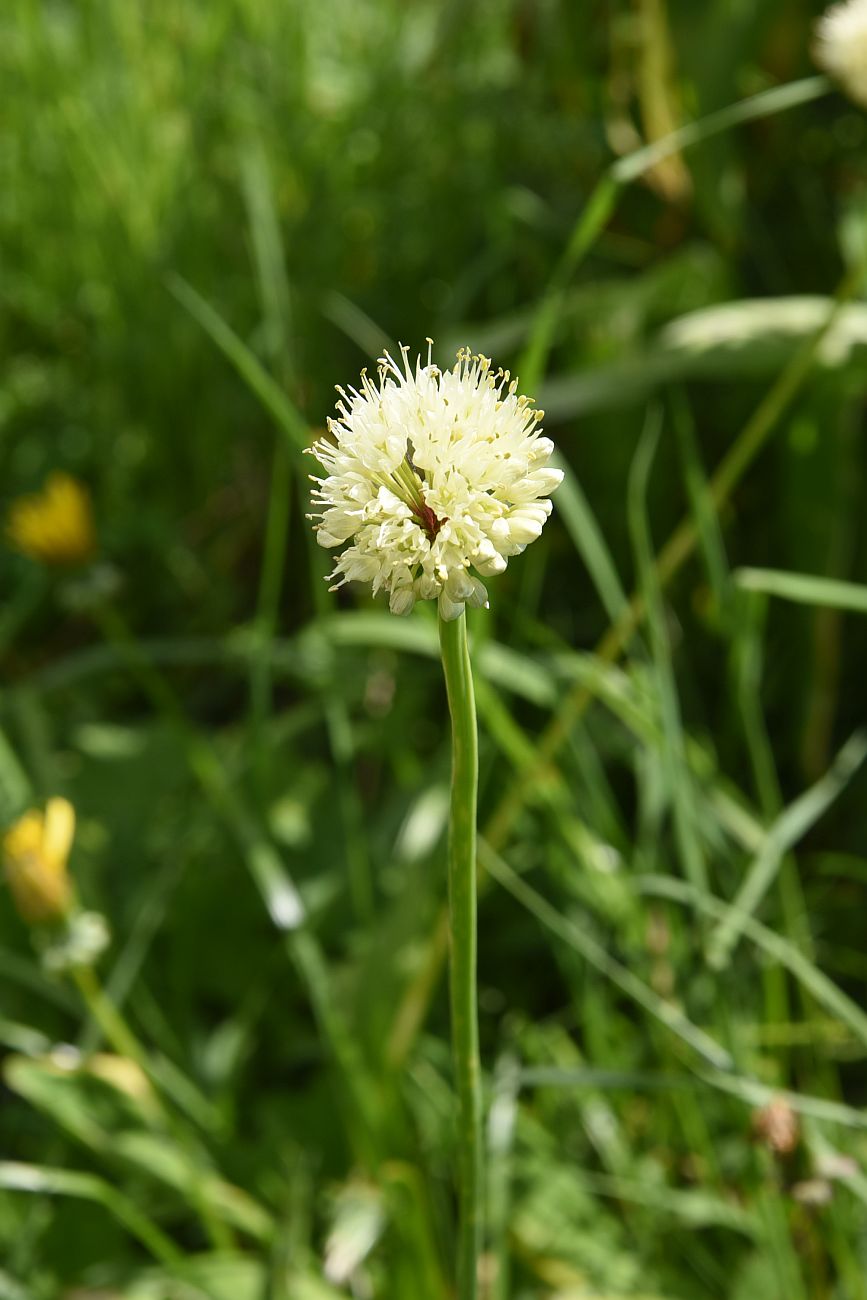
[
  {"xmin": 7, "ymin": 472, "xmax": 97, "ymax": 566},
  {"xmin": 3, "ymin": 798, "xmax": 76, "ymax": 924}
]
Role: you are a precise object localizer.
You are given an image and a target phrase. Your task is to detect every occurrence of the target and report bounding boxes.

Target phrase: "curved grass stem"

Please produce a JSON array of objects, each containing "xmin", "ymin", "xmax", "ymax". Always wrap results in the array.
[
  {"xmin": 71, "ymin": 963, "xmax": 233, "ymax": 1253},
  {"xmin": 438, "ymin": 612, "xmax": 482, "ymax": 1299}
]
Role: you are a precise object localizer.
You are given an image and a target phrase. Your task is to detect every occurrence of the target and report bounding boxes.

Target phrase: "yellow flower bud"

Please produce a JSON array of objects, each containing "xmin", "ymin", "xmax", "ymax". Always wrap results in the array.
[
  {"xmin": 3, "ymin": 798, "xmax": 76, "ymax": 924},
  {"xmin": 7, "ymin": 473, "xmax": 97, "ymax": 567}
]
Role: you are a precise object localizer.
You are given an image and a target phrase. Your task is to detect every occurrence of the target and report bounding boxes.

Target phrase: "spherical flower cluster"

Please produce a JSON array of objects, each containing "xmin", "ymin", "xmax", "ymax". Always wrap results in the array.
[
  {"xmin": 815, "ymin": 0, "xmax": 867, "ymax": 107},
  {"xmin": 307, "ymin": 346, "xmax": 563, "ymax": 620}
]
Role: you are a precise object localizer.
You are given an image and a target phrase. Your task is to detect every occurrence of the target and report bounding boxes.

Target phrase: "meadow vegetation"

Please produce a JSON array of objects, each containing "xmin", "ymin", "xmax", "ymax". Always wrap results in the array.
[{"xmin": 2, "ymin": 2, "xmax": 867, "ymax": 1296}]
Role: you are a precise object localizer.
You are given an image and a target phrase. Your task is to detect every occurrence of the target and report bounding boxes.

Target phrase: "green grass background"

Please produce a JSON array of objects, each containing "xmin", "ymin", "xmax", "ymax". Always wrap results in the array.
[{"xmin": 2, "ymin": 0, "xmax": 867, "ymax": 1296}]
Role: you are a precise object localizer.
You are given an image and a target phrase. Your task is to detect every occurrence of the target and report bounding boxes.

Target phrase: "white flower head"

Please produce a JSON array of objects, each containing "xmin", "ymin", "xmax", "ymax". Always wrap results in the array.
[
  {"xmin": 815, "ymin": 0, "xmax": 867, "ymax": 107},
  {"xmin": 307, "ymin": 344, "xmax": 563, "ymax": 621}
]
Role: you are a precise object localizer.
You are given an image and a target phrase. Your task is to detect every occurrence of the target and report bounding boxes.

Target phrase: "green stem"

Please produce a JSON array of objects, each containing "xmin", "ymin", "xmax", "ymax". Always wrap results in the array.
[
  {"xmin": 72, "ymin": 964, "xmax": 149, "ymax": 1073},
  {"xmin": 438, "ymin": 612, "xmax": 482, "ymax": 1300}
]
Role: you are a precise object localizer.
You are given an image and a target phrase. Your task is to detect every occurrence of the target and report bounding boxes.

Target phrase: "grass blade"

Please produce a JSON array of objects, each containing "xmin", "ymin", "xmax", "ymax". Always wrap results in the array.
[
  {"xmin": 481, "ymin": 842, "xmax": 731, "ymax": 1070},
  {"xmin": 735, "ymin": 568, "xmax": 867, "ymax": 614},
  {"xmin": 639, "ymin": 875, "xmax": 867, "ymax": 1052},
  {"xmin": 707, "ymin": 730, "xmax": 867, "ymax": 968},
  {"xmin": 550, "ymin": 451, "xmax": 629, "ymax": 624},
  {"xmin": 612, "ymin": 76, "xmax": 830, "ymax": 184},
  {"xmin": 165, "ymin": 272, "xmax": 308, "ymax": 456},
  {"xmin": 0, "ymin": 1161, "xmax": 182, "ymax": 1265},
  {"xmin": 628, "ymin": 411, "xmax": 708, "ymax": 896}
]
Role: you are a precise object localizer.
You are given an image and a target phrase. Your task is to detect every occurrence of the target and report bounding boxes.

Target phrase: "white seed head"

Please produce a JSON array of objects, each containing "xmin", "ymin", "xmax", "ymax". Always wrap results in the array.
[
  {"xmin": 307, "ymin": 345, "xmax": 563, "ymax": 621},
  {"xmin": 815, "ymin": 0, "xmax": 867, "ymax": 107}
]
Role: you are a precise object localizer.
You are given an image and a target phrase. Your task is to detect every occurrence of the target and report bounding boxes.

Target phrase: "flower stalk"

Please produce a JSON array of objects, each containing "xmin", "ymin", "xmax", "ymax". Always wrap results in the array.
[
  {"xmin": 308, "ymin": 341, "xmax": 560, "ymax": 1290},
  {"xmin": 438, "ymin": 611, "xmax": 482, "ymax": 1300}
]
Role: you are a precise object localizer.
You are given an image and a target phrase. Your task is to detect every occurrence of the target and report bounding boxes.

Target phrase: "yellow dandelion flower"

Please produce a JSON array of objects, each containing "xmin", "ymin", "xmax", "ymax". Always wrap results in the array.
[
  {"xmin": 7, "ymin": 472, "xmax": 97, "ymax": 566},
  {"xmin": 3, "ymin": 797, "xmax": 76, "ymax": 924}
]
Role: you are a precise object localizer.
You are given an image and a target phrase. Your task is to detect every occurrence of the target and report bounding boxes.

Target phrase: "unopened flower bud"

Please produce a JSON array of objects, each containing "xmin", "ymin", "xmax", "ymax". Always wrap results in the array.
[{"xmin": 3, "ymin": 798, "xmax": 76, "ymax": 925}]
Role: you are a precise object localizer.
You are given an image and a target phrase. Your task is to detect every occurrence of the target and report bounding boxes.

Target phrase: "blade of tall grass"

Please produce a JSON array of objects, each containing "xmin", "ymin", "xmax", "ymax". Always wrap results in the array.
[
  {"xmin": 550, "ymin": 451, "xmax": 629, "ymax": 625},
  {"xmin": 241, "ymin": 143, "xmax": 297, "ymax": 806},
  {"xmin": 240, "ymin": 145, "xmax": 295, "ymax": 382},
  {"xmin": 519, "ymin": 76, "xmax": 830, "ymax": 391},
  {"xmin": 165, "ymin": 273, "xmax": 308, "ymax": 457},
  {"xmin": 80, "ymin": 854, "xmax": 185, "ymax": 1049},
  {"xmin": 4, "ymin": 1053, "xmax": 272, "ymax": 1242},
  {"xmin": 514, "ymin": 1064, "xmax": 867, "ymax": 1129},
  {"xmin": 735, "ymin": 568, "xmax": 867, "ymax": 614},
  {"xmin": 518, "ymin": 175, "xmax": 620, "ymax": 392},
  {"xmin": 515, "ymin": 1066, "xmax": 692, "ymax": 1091},
  {"xmin": 8, "ymin": 635, "xmax": 321, "ymax": 702},
  {"xmin": 113, "ymin": 1132, "xmax": 274, "ymax": 1243},
  {"xmin": 0, "ymin": 1161, "xmax": 182, "ymax": 1266},
  {"xmin": 377, "ymin": 1164, "xmax": 448, "ymax": 1300},
  {"xmin": 699, "ymin": 1070, "xmax": 867, "ymax": 1131},
  {"xmin": 707, "ymin": 730, "xmax": 867, "ymax": 968},
  {"xmin": 74, "ymin": 966, "xmax": 213, "ymax": 1133},
  {"xmin": 611, "ymin": 76, "xmax": 829, "ymax": 185},
  {"xmin": 732, "ymin": 593, "xmax": 783, "ymax": 818},
  {"xmin": 0, "ymin": 1018, "xmax": 53, "ymax": 1056},
  {"xmin": 628, "ymin": 411, "xmax": 708, "ymax": 896},
  {"xmin": 479, "ymin": 842, "xmax": 731, "ymax": 1070},
  {"xmin": 638, "ymin": 875, "xmax": 867, "ymax": 1052},
  {"xmin": 440, "ymin": 244, "xmax": 723, "ymax": 361},
  {"xmin": 70, "ymin": 963, "xmax": 235, "ymax": 1252},
  {"xmin": 670, "ymin": 389, "xmax": 729, "ymax": 616},
  {"xmin": 321, "ymin": 290, "xmax": 395, "ymax": 358}
]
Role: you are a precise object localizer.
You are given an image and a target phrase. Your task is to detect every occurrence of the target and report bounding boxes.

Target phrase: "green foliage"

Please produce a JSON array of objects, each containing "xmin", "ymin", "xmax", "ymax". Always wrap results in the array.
[{"xmin": 2, "ymin": 0, "xmax": 867, "ymax": 1296}]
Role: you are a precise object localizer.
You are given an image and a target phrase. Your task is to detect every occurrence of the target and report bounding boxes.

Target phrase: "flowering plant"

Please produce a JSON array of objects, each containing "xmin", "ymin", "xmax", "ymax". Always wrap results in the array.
[{"xmin": 308, "ymin": 345, "xmax": 562, "ymax": 620}]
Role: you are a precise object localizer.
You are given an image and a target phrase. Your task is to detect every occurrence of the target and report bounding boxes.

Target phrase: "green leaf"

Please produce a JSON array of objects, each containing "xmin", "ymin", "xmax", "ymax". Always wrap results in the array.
[
  {"xmin": 707, "ymin": 730, "xmax": 867, "ymax": 968},
  {"xmin": 735, "ymin": 568, "xmax": 867, "ymax": 614},
  {"xmin": 0, "ymin": 1160, "xmax": 181, "ymax": 1265}
]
